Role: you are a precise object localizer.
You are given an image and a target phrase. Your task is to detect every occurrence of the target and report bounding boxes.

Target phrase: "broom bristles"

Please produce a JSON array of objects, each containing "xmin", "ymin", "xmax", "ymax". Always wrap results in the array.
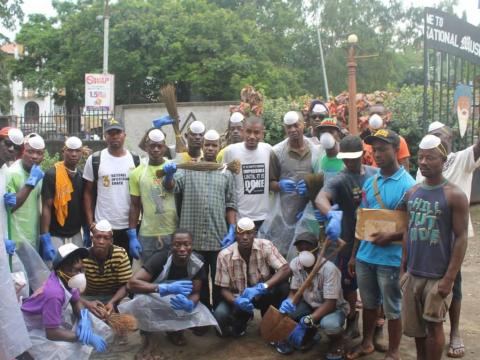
[
  {"xmin": 156, "ymin": 159, "xmax": 241, "ymax": 178},
  {"xmin": 160, "ymin": 84, "xmax": 187, "ymax": 153}
]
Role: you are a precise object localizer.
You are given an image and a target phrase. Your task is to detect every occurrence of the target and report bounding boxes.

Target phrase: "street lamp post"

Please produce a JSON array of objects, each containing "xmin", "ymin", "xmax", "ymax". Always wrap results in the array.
[
  {"xmin": 102, "ymin": 0, "xmax": 110, "ymax": 74},
  {"xmin": 347, "ymin": 34, "xmax": 358, "ymax": 135}
]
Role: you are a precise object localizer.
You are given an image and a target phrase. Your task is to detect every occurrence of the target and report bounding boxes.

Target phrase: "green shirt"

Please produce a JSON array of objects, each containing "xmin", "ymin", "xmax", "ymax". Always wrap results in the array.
[
  {"xmin": 314, "ymin": 155, "xmax": 344, "ymax": 183},
  {"xmin": 6, "ymin": 161, "xmax": 42, "ymax": 247},
  {"xmin": 129, "ymin": 161, "xmax": 177, "ymax": 236}
]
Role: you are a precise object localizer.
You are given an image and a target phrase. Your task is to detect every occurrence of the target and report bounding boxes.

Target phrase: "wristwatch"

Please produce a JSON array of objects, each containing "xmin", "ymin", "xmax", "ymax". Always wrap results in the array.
[{"xmin": 302, "ymin": 314, "xmax": 318, "ymax": 328}]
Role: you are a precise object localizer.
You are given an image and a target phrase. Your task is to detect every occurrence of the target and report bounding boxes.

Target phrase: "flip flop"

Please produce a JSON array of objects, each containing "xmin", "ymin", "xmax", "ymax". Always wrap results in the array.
[
  {"xmin": 346, "ymin": 344, "xmax": 375, "ymax": 360},
  {"xmin": 447, "ymin": 338, "xmax": 465, "ymax": 358}
]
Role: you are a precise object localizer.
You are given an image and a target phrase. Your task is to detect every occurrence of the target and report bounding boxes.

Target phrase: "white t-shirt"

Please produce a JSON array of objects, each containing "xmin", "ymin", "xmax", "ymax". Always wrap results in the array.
[
  {"xmin": 83, "ymin": 149, "xmax": 136, "ymax": 229},
  {"xmin": 223, "ymin": 142, "xmax": 272, "ymax": 221},
  {"xmin": 416, "ymin": 145, "xmax": 480, "ymax": 237}
]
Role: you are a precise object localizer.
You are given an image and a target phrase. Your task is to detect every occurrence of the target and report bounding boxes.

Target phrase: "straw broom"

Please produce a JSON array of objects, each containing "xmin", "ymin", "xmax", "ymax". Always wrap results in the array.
[
  {"xmin": 160, "ymin": 84, "xmax": 188, "ymax": 153},
  {"xmin": 156, "ymin": 159, "xmax": 241, "ymax": 178},
  {"xmin": 96, "ymin": 304, "xmax": 138, "ymax": 337}
]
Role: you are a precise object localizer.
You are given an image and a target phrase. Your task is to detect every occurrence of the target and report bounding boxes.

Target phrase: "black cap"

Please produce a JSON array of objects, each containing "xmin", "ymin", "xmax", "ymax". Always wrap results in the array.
[
  {"xmin": 337, "ymin": 135, "xmax": 364, "ymax": 159},
  {"xmin": 293, "ymin": 232, "xmax": 318, "ymax": 246},
  {"xmin": 103, "ymin": 117, "xmax": 124, "ymax": 132},
  {"xmin": 364, "ymin": 129, "xmax": 400, "ymax": 147}
]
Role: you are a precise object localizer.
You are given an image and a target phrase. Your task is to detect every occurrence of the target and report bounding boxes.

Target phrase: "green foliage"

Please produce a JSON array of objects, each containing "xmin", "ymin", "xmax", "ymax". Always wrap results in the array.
[{"xmin": 40, "ymin": 149, "xmax": 60, "ymax": 171}]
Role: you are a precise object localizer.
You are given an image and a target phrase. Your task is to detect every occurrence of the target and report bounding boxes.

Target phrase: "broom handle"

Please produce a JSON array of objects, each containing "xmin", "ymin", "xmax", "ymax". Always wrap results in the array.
[
  {"xmin": 7, "ymin": 208, "xmax": 12, "ymax": 271},
  {"xmin": 291, "ymin": 238, "xmax": 346, "ymax": 305}
]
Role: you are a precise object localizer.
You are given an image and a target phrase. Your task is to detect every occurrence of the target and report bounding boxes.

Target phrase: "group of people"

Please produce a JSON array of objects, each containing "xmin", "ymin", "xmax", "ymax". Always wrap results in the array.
[{"xmin": 0, "ymin": 99, "xmax": 476, "ymax": 360}]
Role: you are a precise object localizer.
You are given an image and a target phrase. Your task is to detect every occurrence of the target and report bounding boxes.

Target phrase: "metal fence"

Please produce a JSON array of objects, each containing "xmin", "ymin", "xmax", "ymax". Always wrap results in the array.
[{"xmin": 9, "ymin": 110, "xmax": 113, "ymax": 140}]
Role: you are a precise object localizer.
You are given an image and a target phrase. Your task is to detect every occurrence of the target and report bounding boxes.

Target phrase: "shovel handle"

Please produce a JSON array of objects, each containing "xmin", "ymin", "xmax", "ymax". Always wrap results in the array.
[
  {"xmin": 7, "ymin": 208, "xmax": 13, "ymax": 272},
  {"xmin": 291, "ymin": 238, "xmax": 346, "ymax": 305}
]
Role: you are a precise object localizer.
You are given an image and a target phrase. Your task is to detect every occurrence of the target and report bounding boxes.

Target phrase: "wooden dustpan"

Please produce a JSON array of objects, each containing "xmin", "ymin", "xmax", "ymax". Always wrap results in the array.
[{"xmin": 260, "ymin": 238, "xmax": 345, "ymax": 342}]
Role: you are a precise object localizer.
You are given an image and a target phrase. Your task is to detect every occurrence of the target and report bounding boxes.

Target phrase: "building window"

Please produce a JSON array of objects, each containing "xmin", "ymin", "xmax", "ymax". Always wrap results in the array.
[{"xmin": 25, "ymin": 101, "xmax": 39, "ymax": 123}]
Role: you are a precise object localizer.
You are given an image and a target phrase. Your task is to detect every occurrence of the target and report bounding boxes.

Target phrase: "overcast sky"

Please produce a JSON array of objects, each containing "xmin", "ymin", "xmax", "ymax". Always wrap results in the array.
[{"xmin": 1, "ymin": 0, "xmax": 479, "ymax": 41}]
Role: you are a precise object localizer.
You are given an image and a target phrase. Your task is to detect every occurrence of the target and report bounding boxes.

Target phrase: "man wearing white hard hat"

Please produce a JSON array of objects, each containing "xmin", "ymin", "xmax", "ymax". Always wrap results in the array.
[
  {"xmin": 361, "ymin": 104, "xmax": 411, "ymax": 171},
  {"xmin": 416, "ymin": 121, "xmax": 480, "ymax": 358},
  {"xmin": 0, "ymin": 126, "xmax": 24, "ymax": 164},
  {"xmin": 0, "ymin": 126, "xmax": 32, "ymax": 359},
  {"xmin": 165, "ymin": 129, "xmax": 237, "ymax": 310},
  {"xmin": 216, "ymin": 112, "xmax": 245, "ymax": 163},
  {"xmin": 81, "ymin": 219, "xmax": 132, "ymax": 318},
  {"xmin": 5, "ymin": 133, "xmax": 46, "ymax": 252},
  {"xmin": 83, "ymin": 118, "xmax": 140, "ymax": 261},
  {"xmin": 214, "ymin": 217, "xmax": 290, "ymax": 337},
  {"xmin": 259, "ymin": 111, "xmax": 322, "ymax": 256},
  {"xmin": 402, "ymin": 134, "xmax": 468, "ymax": 360},
  {"xmin": 41, "ymin": 137, "xmax": 86, "ymax": 263},
  {"xmin": 174, "ymin": 120, "xmax": 206, "ymax": 163},
  {"xmin": 129, "ymin": 128, "xmax": 177, "ymax": 262},
  {"xmin": 21, "ymin": 243, "xmax": 111, "ymax": 359},
  {"xmin": 222, "ymin": 116, "xmax": 272, "ymax": 228}
]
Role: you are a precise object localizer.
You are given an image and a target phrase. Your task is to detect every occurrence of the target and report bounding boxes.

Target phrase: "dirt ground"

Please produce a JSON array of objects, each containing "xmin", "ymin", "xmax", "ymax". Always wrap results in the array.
[{"xmin": 93, "ymin": 205, "xmax": 480, "ymax": 360}]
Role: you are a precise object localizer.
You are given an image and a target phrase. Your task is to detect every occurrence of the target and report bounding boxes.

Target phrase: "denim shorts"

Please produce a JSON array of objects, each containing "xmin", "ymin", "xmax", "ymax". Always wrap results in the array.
[{"xmin": 356, "ymin": 259, "xmax": 401, "ymax": 320}]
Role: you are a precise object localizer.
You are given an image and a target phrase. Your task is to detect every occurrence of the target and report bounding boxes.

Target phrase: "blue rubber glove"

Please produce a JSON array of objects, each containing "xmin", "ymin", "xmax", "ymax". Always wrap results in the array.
[
  {"xmin": 220, "ymin": 224, "xmax": 236, "ymax": 248},
  {"xmin": 3, "ymin": 192, "xmax": 16, "ymax": 208},
  {"xmin": 76, "ymin": 309, "xmax": 93, "ymax": 345},
  {"xmin": 296, "ymin": 179, "xmax": 308, "ymax": 197},
  {"xmin": 163, "ymin": 162, "xmax": 177, "ymax": 183},
  {"xmin": 170, "ymin": 294, "xmax": 195, "ymax": 312},
  {"xmin": 241, "ymin": 283, "xmax": 268, "ymax": 301},
  {"xmin": 288, "ymin": 316, "xmax": 309, "ymax": 348},
  {"xmin": 127, "ymin": 228, "xmax": 142, "ymax": 260},
  {"xmin": 25, "ymin": 164, "xmax": 44, "ymax": 187},
  {"xmin": 4, "ymin": 239, "xmax": 16, "ymax": 255},
  {"xmin": 39, "ymin": 232, "xmax": 56, "ymax": 261},
  {"xmin": 158, "ymin": 280, "xmax": 193, "ymax": 297},
  {"xmin": 278, "ymin": 179, "xmax": 296, "ymax": 193},
  {"xmin": 279, "ymin": 298, "xmax": 296, "ymax": 314},
  {"xmin": 82, "ymin": 224, "xmax": 91, "ymax": 247},
  {"xmin": 326, "ymin": 204, "xmax": 343, "ymax": 242},
  {"xmin": 87, "ymin": 333, "xmax": 107, "ymax": 352},
  {"xmin": 152, "ymin": 115, "xmax": 174, "ymax": 129},
  {"xmin": 234, "ymin": 296, "xmax": 254, "ymax": 314},
  {"xmin": 314, "ymin": 209, "xmax": 327, "ymax": 222}
]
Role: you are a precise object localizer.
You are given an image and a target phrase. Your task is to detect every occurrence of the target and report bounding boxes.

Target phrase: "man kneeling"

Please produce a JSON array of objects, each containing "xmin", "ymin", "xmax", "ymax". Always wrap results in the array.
[
  {"xmin": 120, "ymin": 229, "xmax": 218, "ymax": 359},
  {"xmin": 276, "ymin": 233, "xmax": 348, "ymax": 358}
]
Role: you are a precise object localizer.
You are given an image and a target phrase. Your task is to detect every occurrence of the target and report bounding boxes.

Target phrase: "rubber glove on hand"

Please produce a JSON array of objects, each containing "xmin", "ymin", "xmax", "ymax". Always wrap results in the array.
[
  {"xmin": 326, "ymin": 204, "xmax": 343, "ymax": 242},
  {"xmin": 288, "ymin": 316, "xmax": 309, "ymax": 348},
  {"xmin": 3, "ymin": 192, "xmax": 16, "ymax": 208},
  {"xmin": 127, "ymin": 228, "xmax": 142, "ymax": 260},
  {"xmin": 152, "ymin": 115, "xmax": 174, "ymax": 129},
  {"xmin": 296, "ymin": 179, "xmax": 308, "ymax": 197},
  {"xmin": 87, "ymin": 333, "xmax": 107, "ymax": 352},
  {"xmin": 170, "ymin": 294, "xmax": 195, "ymax": 312},
  {"xmin": 278, "ymin": 179, "xmax": 296, "ymax": 193},
  {"xmin": 25, "ymin": 164, "xmax": 44, "ymax": 187},
  {"xmin": 4, "ymin": 239, "xmax": 16, "ymax": 255},
  {"xmin": 163, "ymin": 162, "xmax": 177, "ymax": 183},
  {"xmin": 279, "ymin": 298, "xmax": 296, "ymax": 314},
  {"xmin": 76, "ymin": 309, "xmax": 93, "ymax": 345},
  {"xmin": 158, "ymin": 280, "xmax": 193, "ymax": 297},
  {"xmin": 241, "ymin": 283, "xmax": 268, "ymax": 301},
  {"xmin": 234, "ymin": 296, "xmax": 254, "ymax": 314},
  {"xmin": 220, "ymin": 224, "xmax": 236, "ymax": 248},
  {"xmin": 39, "ymin": 233, "xmax": 56, "ymax": 261},
  {"xmin": 82, "ymin": 224, "xmax": 91, "ymax": 247}
]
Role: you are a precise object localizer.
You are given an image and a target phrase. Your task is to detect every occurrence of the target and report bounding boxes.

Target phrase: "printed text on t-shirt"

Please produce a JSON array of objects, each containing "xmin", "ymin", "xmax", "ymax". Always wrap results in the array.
[
  {"xmin": 110, "ymin": 173, "xmax": 128, "ymax": 186},
  {"xmin": 242, "ymin": 163, "xmax": 265, "ymax": 195}
]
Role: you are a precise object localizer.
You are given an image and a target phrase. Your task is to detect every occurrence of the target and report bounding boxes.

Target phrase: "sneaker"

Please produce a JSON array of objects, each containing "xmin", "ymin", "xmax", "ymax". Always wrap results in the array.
[{"xmin": 275, "ymin": 341, "xmax": 294, "ymax": 355}]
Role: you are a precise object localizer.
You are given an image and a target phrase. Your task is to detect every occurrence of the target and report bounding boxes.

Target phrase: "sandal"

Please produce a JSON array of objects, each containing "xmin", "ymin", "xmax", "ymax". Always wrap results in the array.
[
  {"xmin": 447, "ymin": 338, "xmax": 465, "ymax": 358},
  {"xmin": 346, "ymin": 344, "xmax": 375, "ymax": 360}
]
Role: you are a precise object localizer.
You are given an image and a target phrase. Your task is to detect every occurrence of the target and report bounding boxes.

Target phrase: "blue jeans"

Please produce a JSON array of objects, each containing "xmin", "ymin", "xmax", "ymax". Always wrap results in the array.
[
  {"xmin": 356, "ymin": 259, "xmax": 401, "ymax": 320},
  {"xmin": 291, "ymin": 300, "xmax": 346, "ymax": 336}
]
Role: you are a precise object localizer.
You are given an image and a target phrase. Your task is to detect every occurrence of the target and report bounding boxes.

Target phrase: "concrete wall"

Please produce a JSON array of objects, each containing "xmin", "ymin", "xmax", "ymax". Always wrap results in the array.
[{"xmin": 116, "ymin": 101, "xmax": 237, "ymax": 154}]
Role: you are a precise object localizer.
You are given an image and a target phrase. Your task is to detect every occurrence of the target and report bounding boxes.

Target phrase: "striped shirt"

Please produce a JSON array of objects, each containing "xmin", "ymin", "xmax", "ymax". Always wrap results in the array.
[
  {"xmin": 215, "ymin": 238, "xmax": 287, "ymax": 294},
  {"xmin": 83, "ymin": 245, "xmax": 132, "ymax": 296}
]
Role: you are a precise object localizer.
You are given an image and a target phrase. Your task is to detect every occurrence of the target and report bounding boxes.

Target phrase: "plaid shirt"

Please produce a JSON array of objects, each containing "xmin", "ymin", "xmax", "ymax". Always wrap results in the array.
[
  {"xmin": 215, "ymin": 238, "xmax": 287, "ymax": 294},
  {"xmin": 174, "ymin": 168, "xmax": 237, "ymax": 251}
]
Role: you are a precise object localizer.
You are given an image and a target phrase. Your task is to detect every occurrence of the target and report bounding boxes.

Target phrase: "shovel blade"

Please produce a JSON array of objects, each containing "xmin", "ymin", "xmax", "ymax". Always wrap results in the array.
[{"xmin": 260, "ymin": 305, "xmax": 297, "ymax": 342}]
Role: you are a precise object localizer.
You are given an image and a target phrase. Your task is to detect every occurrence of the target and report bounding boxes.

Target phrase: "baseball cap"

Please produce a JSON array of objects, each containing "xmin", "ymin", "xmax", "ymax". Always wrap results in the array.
[
  {"xmin": 337, "ymin": 135, "xmax": 364, "ymax": 159},
  {"xmin": 293, "ymin": 232, "xmax": 318, "ymax": 246},
  {"xmin": 364, "ymin": 129, "xmax": 400, "ymax": 147},
  {"xmin": 316, "ymin": 117, "xmax": 341, "ymax": 131},
  {"xmin": 103, "ymin": 117, "xmax": 124, "ymax": 132},
  {"xmin": 52, "ymin": 243, "xmax": 89, "ymax": 270},
  {"xmin": 309, "ymin": 100, "xmax": 329, "ymax": 115}
]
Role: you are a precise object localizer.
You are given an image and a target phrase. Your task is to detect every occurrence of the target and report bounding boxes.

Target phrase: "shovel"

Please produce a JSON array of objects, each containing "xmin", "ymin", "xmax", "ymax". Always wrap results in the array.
[{"xmin": 259, "ymin": 237, "xmax": 346, "ymax": 342}]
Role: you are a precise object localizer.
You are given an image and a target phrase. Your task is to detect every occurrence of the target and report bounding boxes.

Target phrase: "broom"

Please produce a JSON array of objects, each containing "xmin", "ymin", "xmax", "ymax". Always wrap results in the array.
[
  {"xmin": 160, "ymin": 84, "xmax": 188, "ymax": 153},
  {"xmin": 96, "ymin": 303, "xmax": 138, "ymax": 337},
  {"xmin": 156, "ymin": 159, "xmax": 241, "ymax": 178}
]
